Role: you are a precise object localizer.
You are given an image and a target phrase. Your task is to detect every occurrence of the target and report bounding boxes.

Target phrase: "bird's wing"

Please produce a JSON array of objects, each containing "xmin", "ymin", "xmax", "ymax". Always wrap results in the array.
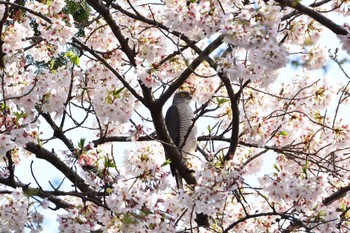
[
  {"xmin": 165, "ymin": 105, "xmax": 180, "ymax": 147},
  {"xmin": 165, "ymin": 105, "xmax": 183, "ymax": 188}
]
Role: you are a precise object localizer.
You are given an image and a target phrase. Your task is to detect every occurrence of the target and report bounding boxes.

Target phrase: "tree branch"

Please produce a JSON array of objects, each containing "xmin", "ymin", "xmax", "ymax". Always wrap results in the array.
[
  {"xmin": 275, "ymin": 0, "xmax": 348, "ymax": 35},
  {"xmin": 0, "ymin": 176, "xmax": 73, "ymax": 210},
  {"xmin": 323, "ymin": 186, "xmax": 350, "ymax": 206},
  {"xmin": 86, "ymin": 0, "xmax": 137, "ymax": 66},
  {"xmin": 5, "ymin": 150, "xmax": 15, "ymax": 186},
  {"xmin": 223, "ymin": 211, "xmax": 309, "ymax": 233},
  {"xmin": 25, "ymin": 142, "xmax": 96, "ymax": 196},
  {"xmin": 157, "ymin": 34, "xmax": 225, "ymax": 107},
  {"xmin": 218, "ymin": 71, "xmax": 250, "ymax": 161},
  {"xmin": 281, "ymin": 0, "xmax": 332, "ymax": 21},
  {"xmin": 39, "ymin": 112, "xmax": 75, "ymax": 152},
  {"xmin": 72, "ymin": 37, "xmax": 146, "ymax": 106},
  {"xmin": 0, "ymin": 0, "xmax": 52, "ymax": 23}
]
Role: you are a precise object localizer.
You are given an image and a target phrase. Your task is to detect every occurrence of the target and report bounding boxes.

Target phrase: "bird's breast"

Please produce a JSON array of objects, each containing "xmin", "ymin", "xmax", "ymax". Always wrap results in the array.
[{"xmin": 176, "ymin": 103, "xmax": 197, "ymax": 154}]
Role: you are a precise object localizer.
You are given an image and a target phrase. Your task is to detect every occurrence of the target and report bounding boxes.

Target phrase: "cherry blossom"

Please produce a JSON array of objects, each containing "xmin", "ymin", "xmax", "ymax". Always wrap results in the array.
[{"xmin": 338, "ymin": 24, "xmax": 350, "ymax": 54}]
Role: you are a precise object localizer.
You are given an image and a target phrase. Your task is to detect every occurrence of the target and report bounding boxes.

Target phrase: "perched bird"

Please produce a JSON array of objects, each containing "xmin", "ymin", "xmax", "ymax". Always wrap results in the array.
[
  {"xmin": 165, "ymin": 91, "xmax": 197, "ymax": 189},
  {"xmin": 165, "ymin": 91, "xmax": 209, "ymax": 227}
]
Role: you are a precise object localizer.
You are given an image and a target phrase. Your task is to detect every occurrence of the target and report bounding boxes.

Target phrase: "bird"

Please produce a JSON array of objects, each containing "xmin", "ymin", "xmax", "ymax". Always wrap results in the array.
[
  {"xmin": 165, "ymin": 91, "xmax": 209, "ymax": 227},
  {"xmin": 165, "ymin": 91, "xmax": 197, "ymax": 189}
]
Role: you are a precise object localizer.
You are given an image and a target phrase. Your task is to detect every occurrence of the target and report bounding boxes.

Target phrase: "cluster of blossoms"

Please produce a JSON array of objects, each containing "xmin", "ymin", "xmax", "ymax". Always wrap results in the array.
[
  {"xmin": 85, "ymin": 63, "xmax": 136, "ymax": 125},
  {"xmin": 57, "ymin": 204, "xmax": 101, "ymax": 232},
  {"xmin": 58, "ymin": 142, "xmax": 176, "ymax": 232},
  {"xmin": 258, "ymin": 155, "xmax": 341, "ymax": 231},
  {"xmin": 25, "ymin": 0, "xmax": 78, "ymax": 55},
  {"xmin": 163, "ymin": 0, "xmax": 222, "ymax": 40},
  {"xmin": 187, "ymin": 63, "xmax": 220, "ymax": 103},
  {"xmin": 238, "ymin": 73, "xmax": 339, "ymax": 148},
  {"xmin": 288, "ymin": 18, "xmax": 323, "ymax": 46},
  {"xmin": 136, "ymin": 65, "xmax": 161, "ymax": 88},
  {"xmin": 262, "ymin": 157, "xmax": 327, "ymax": 207},
  {"xmin": 0, "ymin": 0, "xmax": 80, "ymax": 152},
  {"xmin": 0, "ymin": 188, "xmax": 43, "ymax": 232},
  {"xmin": 122, "ymin": 143, "xmax": 171, "ymax": 190},
  {"xmin": 2, "ymin": 21, "xmax": 33, "ymax": 54},
  {"xmin": 193, "ymin": 161, "xmax": 242, "ymax": 214},
  {"xmin": 85, "ymin": 20, "xmax": 120, "ymax": 52},
  {"xmin": 338, "ymin": 24, "xmax": 350, "ymax": 54},
  {"xmin": 301, "ymin": 44, "xmax": 328, "ymax": 69}
]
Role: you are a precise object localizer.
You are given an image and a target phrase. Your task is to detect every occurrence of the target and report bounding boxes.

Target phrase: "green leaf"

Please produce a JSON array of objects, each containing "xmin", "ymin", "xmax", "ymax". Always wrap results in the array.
[
  {"xmin": 279, "ymin": 131, "xmax": 288, "ymax": 136},
  {"xmin": 214, "ymin": 160, "xmax": 223, "ymax": 169},
  {"xmin": 216, "ymin": 97, "xmax": 229, "ymax": 106},
  {"xmin": 14, "ymin": 111, "xmax": 27, "ymax": 120},
  {"xmin": 340, "ymin": 202, "xmax": 346, "ymax": 211},
  {"xmin": 273, "ymin": 164, "xmax": 280, "ymax": 172},
  {"xmin": 113, "ymin": 87, "xmax": 125, "ymax": 97},
  {"xmin": 161, "ymin": 159, "xmax": 171, "ymax": 167},
  {"xmin": 302, "ymin": 159, "xmax": 308, "ymax": 176},
  {"xmin": 207, "ymin": 125, "xmax": 212, "ymax": 134},
  {"xmin": 105, "ymin": 158, "xmax": 116, "ymax": 168},
  {"xmin": 123, "ymin": 212, "xmax": 135, "ymax": 225},
  {"xmin": 49, "ymin": 59, "xmax": 55, "ymax": 70},
  {"xmin": 0, "ymin": 102, "xmax": 8, "ymax": 111},
  {"xmin": 65, "ymin": 51, "xmax": 80, "ymax": 66},
  {"xmin": 24, "ymin": 188, "xmax": 39, "ymax": 197},
  {"xmin": 106, "ymin": 187, "xmax": 113, "ymax": 194},
  {"xmin": 77, "ymin": 138, "xmax": 86, "ymax": 149}
]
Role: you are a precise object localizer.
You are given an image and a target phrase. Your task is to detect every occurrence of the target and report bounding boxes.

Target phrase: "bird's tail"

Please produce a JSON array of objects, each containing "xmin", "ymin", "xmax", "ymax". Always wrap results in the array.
[
  {"xmin": 175, "ymin": 171, "xmax": 183, "ymax": 190},
  {"xmin": 175, "ymin": 171, "xmax": 210, "ymax": 227},
  {"xmin": 196, "ymin": 212, "xmax": 210, "ymax": 228}
]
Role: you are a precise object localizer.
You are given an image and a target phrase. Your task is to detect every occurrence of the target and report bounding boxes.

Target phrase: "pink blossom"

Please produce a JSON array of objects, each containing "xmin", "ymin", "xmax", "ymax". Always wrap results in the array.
[{"xmin": 338, "ymin": 24, "xmax": 350, "ymax": 54}]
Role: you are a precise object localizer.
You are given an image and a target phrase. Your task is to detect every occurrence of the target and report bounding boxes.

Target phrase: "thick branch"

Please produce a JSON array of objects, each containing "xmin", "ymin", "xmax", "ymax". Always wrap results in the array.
[
  {"xmin": 145, "ymin": 35, "xmax": 225, "ymax": 187},
  {"xmin": 275, "ymin": 0, "xmax": 348, "ymax": 35},
  {"xmin": 5, "ymin": 150, "xmax": 15, "ymax": 186},
  {"xmin": 219, "ymin": 72, "xmax": 250, "ymax": 161},
  {"xmin": 157, "ymin": 34, "xmax": 225, "ymax": 107},
  {"xmin": 25, "ymin": 142, "xmax": 95, "ymax": 195},
  {"xmin": 323, "ymin": 186, "xmax": 350, "ymax": 206},
  {"xmin": 0, "ymin": 177, "xmax": 72, "ymax": 209},
  {"xmin": 281, "ymin": 0, "xmax": 332, "ymax": 21},
  {"xmin": 91, "ymin": 135, "xmax": 313, "ymax": 154}
]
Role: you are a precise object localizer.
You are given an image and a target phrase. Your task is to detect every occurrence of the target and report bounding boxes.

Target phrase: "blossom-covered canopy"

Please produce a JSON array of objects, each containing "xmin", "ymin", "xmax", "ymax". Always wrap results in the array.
[{"xmin": 0, "ymin": 0, "xmax": 350, "ymax": 232}]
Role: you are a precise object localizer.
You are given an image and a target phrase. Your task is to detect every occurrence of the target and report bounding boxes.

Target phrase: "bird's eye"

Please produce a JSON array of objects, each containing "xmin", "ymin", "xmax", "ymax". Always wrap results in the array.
[{"xmin": 180, "ymin": 93, "xmax": 187, "ymax": 97}]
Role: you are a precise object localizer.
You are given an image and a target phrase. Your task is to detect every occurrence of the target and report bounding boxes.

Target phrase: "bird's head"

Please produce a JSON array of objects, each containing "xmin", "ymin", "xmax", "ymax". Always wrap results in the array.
[{"xmin": 173, "ymin": 91, "xmax": 193, "ymax": 104}]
